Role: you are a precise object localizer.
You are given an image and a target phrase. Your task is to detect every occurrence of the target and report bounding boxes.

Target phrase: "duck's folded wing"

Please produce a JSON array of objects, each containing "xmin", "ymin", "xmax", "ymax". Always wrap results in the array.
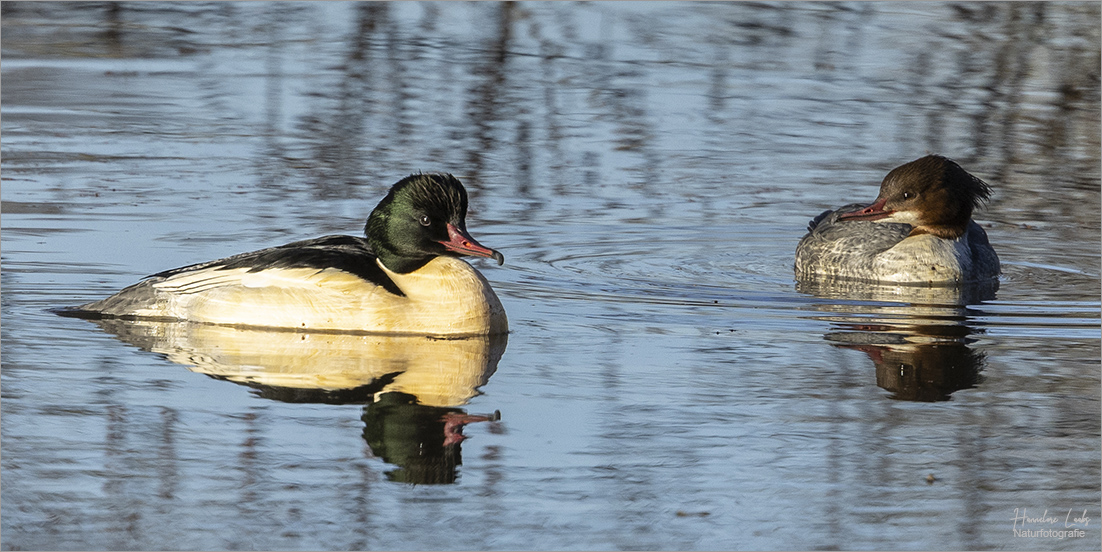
[
  {"xmin": 150, "ymin": 235, "xmax": 404, "ymax": 297},
  {"xmin": 796, "ymin": 207, "xmax": 914, "ymax": 280},
  {"xmin": 70, "ymin": 235, "xmax": 403, "ymax": 319}
]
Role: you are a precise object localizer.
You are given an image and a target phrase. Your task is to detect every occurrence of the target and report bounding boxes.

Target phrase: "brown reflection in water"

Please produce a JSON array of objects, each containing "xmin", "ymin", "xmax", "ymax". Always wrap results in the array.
[
  {"xmin": 259, "ymin": 6, "xmax": 288, "ymax": 190},
  {"xmin": 959, "ymin": 3, "xmax": 1099, "ymax": 224},
  {"xmin": 466, "ymin": 3, "xmax": 516, "ymax": 184},
  {"xmin": 799, "ymin": 279, "xmax": 996, "ymax": 402},
  {"xmin": 826, "ymin": 324, "xmax": 985, "ymax": 402},
  {"xmin": 975, "ymin": 3, "xmax": 1098, "ymax": 179},
  {"xmin": 102, "ymin": 401, "xmax": 138, "ymax": 544},
  {"xmin": 306, "ymin": 3, "xmax": 389, "ymax": 197},
  {"xmin": 156, "ymin": 407, "xmax": 179, "ymax": 501},
  {"xmin": 100, "ymin": 2, "xmax": 124, "ymax": 57},
  {"xmin": 238, "ymin": 409, "xmax": 262, "ymax": 512}
]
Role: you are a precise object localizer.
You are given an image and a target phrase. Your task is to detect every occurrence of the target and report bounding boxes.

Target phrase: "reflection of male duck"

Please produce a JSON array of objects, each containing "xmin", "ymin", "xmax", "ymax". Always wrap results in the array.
[
  {"xmin": 85, "ymin": 319, "xmax": 506, "ymax": 484},
  {"xmin": 363, "ymin": 392, "xmax": 499, "ymax": 485},
  {"xmin": 798, "ymin": 280, "xmax": 994, "ymax": 402}
]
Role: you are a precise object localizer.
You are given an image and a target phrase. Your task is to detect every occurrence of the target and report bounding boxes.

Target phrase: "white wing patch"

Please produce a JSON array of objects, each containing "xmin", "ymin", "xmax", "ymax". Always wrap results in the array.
[
  {"xmin": 152, "ymin": 267, "xmax": 254, "ymax": 294},
  {"xmin": 153, "ymin": 267, "xmax": 366, "ymax": 294}
]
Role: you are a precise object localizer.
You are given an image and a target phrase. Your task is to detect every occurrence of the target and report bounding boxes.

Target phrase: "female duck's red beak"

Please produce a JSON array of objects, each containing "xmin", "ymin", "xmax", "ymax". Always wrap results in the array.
[
  {"xmin": 838, "ymin": 197, "xmax": 894, "ymax": 221},
  {"xmin": 440, "ymin": 223, "xmax": 504, "ymax": 265}
]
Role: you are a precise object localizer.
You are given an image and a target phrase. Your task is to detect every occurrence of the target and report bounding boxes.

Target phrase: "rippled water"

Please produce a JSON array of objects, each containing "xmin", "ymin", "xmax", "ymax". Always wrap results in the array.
[{"xmin": 3, "ymin": 2, "xmax": 1100, "ymax": 550}]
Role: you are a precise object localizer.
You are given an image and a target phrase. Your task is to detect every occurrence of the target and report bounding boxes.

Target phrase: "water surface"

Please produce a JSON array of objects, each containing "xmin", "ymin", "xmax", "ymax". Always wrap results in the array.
[{"xmin": 2, "ymin": 2, "xmax": 1100, "ymax": 550}]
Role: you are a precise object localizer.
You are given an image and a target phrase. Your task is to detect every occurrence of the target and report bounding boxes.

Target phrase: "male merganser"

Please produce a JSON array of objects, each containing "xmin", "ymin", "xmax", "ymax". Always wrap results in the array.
[
  {"xmin": 71, "ymin": 173, "xmax": 508, "ymax": 336},
  {"xmin": 795, "ymin": 155, "xmax": 1000, "ymax": 284}
]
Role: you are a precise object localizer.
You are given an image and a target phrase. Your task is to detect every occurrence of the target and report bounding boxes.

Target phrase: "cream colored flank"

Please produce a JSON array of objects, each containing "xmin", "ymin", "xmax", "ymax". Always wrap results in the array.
[{"xmin": 140, "ymin": 256, "xmax": 506, "ymax": 336}]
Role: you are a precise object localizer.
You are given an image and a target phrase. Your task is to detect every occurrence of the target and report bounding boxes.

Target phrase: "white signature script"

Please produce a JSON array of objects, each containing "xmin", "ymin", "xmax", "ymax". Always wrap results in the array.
[{"xmin": 1012, "ymin": 508, "xmax": 1091, "ymax": 539}]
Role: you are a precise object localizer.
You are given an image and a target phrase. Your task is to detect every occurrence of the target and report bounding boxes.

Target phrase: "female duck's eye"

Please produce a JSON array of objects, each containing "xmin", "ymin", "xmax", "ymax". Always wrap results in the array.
[
  {"xmin": 418, "ymin": 215, "xmax": 432, "ymax": 227},
  {"xmin": 902, "ymin": 191, "xmax": 915, "ymax": 200}
]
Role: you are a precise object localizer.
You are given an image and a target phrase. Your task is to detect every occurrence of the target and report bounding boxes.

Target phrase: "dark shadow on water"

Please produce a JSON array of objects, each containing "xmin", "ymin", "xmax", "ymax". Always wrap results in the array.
[
  {"xmin": 79, "ymin": 318, "xmax": 508, "ymax": 485},
  {"xmin": 797, "ymin": 278, "xmax": 997, "ymax": 402}
]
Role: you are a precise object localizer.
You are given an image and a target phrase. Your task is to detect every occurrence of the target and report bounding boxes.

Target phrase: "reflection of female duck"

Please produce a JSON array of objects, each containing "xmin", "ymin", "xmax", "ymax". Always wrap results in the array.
[
  {"xmin": 795, "ymin": 276, "xmax": 998, "ymax": 306},
  {"xmin": 798, "ymin": 276, "xmax": 992, "ymax": 402},
  {"xmin": 825, "ymin": 329, "xmax": 985, "ymax": 402},
  {"xmin": 796, "ymin": 156, "xmax": 1000, "ymax": 284},
  {"xmin": 70, "ymin": 174, "xmax": 507, "ymax": 336}
]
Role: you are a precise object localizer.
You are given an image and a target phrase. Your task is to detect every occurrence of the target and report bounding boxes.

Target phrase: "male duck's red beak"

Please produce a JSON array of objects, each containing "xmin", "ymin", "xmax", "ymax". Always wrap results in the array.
[{"xmin": 441, "ymin": 223, "xmax": 504, "ymax": 265}]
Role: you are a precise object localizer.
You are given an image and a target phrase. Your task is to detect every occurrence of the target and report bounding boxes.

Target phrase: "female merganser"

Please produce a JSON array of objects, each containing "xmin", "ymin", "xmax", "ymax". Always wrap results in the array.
[
  {"xmin": 71, "ymin": 173, "xmax": 508, "ymax": 336},
  {"xmin": 795, "ymin": 155, "xmax": 1000, "ymax": 284}
]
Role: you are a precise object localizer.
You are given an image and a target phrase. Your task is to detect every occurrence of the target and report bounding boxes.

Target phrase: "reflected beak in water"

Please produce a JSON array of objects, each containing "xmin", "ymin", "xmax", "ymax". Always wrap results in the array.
[
  {"xmin": 441, "ymin": 223, "xmax": 504, "ymax": 265},
  {"xmin": 838, "ymin": 197, "xmax": 894, "ymax": 222},
  {"xmin": 441, "ymin": 411, "xmax": 501, "ymax": 447}
]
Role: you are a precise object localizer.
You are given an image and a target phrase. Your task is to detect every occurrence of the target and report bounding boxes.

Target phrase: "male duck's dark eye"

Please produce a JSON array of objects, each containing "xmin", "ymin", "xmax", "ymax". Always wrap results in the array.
[{"xmin": 418, "ymin": 214, "xmax": 432, "ymax": 227}]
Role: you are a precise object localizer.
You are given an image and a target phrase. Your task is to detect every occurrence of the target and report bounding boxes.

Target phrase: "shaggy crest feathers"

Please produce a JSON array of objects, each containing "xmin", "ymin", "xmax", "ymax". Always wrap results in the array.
[
  {"xmin": 367, "ymin": 173, "xmax": 468, "ymax": 233},
  {"xmin": 885, "ymin": 155, "xmax": 992, "ymax": 211}
]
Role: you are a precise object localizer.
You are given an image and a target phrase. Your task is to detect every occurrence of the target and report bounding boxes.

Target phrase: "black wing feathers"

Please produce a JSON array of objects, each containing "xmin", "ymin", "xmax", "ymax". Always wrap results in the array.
[{"xmin": 151, "ymin": 235, "xmax": 405, "ymax": 297}]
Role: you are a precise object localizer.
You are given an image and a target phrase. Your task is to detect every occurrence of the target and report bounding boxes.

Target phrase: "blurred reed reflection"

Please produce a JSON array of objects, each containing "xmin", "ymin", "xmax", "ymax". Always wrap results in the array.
[
  {"xmin": 797, "ymin": 280, "xmax": 997, "ymax": 402},
  {"xmin": 88, "ymin": 319, "xmax": 506, "ymax": 484}
]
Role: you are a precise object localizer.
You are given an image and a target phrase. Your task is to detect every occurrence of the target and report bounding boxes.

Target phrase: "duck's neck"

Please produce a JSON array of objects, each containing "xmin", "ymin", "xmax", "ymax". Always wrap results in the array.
[
  {"xmin": 369, "ymin": 237, "xmax": 433, "ymax": 273},
  {"xmin": 908, "ymin": 223, "xmax": 968, "ymax": 240},
  {"xmin": 377, "ymin": 253, "xmax": 432, "ymax": 274}
]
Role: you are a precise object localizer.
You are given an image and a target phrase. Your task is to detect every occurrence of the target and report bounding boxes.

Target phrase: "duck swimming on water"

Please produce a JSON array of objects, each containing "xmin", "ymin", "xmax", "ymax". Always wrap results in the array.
[
  {"xmin": 795, "ymin": 155, "xmax": 1000, "ymax": 285},
  {"xmin": 71, "ymin": 173, "xmax": 508, "ymax": 336}
]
